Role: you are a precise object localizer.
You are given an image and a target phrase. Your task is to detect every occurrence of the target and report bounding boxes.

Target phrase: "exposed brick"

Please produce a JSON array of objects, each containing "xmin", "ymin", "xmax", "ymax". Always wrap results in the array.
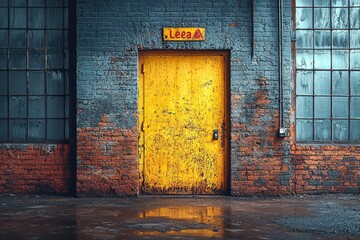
[
  {"xmin": 76, "ymin": 115, "xmax": 138, "ymax": 196},
  {"xmin": 0, "ymin": 144, "xmax": 71, "ymax": 194}
]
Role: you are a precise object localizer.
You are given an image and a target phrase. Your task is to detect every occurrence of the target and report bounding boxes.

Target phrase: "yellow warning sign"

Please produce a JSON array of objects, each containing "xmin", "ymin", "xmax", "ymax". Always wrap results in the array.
[{"xmin": 163, "ymin": 28, "xmax": 206, "ymax": 41}]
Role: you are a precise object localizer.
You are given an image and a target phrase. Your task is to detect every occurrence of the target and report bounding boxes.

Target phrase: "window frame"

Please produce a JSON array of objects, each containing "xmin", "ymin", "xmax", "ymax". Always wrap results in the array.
[
  {"xmin": 0, "ymin": 0, "xmax": 70, "ymax": 143},
  {"xmin": 295, "ymin": 0, "xmax": 360, "ymax": 143}
]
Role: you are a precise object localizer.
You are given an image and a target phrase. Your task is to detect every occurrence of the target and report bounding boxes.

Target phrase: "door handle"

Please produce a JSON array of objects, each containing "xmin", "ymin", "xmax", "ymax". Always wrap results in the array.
[{"xmin": 213, "ymin": 129, "xmax": 219, "ymax": 140}]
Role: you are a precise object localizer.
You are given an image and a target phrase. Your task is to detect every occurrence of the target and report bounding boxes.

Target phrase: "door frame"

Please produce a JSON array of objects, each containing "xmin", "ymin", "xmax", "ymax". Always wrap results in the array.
[{"xmin": 138, "ymin": 50, "xmax": 231, "ymax": 195}]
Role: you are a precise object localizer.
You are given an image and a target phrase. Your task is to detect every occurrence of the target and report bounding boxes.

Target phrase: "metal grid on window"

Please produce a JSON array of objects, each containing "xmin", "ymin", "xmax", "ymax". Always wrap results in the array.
[
  {"xmin": 0, "ymin": 0, "xmax": 69, "ymax": 142},
  {"xmin": 295, "ymin": 0, "xmax": 360, "ymax": 142}
]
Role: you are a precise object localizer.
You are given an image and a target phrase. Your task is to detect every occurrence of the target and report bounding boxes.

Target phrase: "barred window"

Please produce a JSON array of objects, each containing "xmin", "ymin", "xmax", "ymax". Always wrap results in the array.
[
  {"xmin": 296, "ymin": 0, "xmax": 360, "ymax": 142},
  {"xmin": 0, "ymin": 0, "xmax": 69, "ymax": 142}
]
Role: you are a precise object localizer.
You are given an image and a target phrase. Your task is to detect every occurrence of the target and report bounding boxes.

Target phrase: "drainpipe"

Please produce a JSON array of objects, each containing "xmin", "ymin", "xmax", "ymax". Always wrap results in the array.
[
  {"xmin": 251, "ymin": 0, "xmax": 255, "ymax": 60},
  {"xmin": 278, "ymin": 0, "xmax": 288, "ymax": 138}
]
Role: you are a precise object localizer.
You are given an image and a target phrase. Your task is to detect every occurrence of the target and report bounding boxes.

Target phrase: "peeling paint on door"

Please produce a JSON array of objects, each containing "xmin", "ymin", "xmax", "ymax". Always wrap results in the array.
[{"xmin": 139, "ymin": 51, "xmax": 229, "ymax": 194}]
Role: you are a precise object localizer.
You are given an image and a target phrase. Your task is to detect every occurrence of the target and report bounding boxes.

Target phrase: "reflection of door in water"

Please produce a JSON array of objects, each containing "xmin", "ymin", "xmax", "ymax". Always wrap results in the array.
[{"xmin": 139, "ymin": 51, "xmax": 229, "ymax": 194}]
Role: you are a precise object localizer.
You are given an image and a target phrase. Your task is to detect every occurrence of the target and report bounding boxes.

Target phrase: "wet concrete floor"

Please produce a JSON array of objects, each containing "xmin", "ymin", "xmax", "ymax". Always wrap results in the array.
[{"xmin": 0, "ymin": 194, "xmax": 359, "ymax": 239}]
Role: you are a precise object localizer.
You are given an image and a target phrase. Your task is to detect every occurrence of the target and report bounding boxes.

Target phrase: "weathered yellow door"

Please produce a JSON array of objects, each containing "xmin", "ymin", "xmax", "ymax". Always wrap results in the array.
[{"xmin": 139, "ymin": 51, "xmax": 229, "ymax": 194}]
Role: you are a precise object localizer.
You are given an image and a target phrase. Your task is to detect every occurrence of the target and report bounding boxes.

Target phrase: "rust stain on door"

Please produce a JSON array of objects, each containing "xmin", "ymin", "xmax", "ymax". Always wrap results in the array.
[{"xmin": 139, "ymin": 51, "xmax": 229, "ymax": 194}]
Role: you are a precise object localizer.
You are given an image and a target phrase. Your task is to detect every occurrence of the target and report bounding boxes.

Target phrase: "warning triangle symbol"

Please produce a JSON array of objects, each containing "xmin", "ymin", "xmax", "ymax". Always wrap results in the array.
[{"xmin": 193, "ymin": 29, "xmax": 204, "ymax": 39}]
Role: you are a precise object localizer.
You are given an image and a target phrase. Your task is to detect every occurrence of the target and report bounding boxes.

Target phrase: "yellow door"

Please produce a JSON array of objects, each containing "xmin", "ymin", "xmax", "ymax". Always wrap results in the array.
[{"xmin": 139, "ymin": 51, "xmax": 229, "ymax": 194}]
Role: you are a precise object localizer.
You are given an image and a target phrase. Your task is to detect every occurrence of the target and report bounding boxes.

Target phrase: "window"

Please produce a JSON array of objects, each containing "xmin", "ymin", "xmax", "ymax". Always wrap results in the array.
[
  {"xmin": 0, "ymin": 0, "xmax": 69, "ymax": 142},
  {"xmin": 296, "ymin": 0, "xmax": 360, "ymax": 142}
]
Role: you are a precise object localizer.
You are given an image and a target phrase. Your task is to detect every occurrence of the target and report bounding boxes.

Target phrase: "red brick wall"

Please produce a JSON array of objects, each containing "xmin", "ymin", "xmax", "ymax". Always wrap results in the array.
[
  {"xmin": 291, "ymin": 143, "xmax": 360, "ymax": 194},
  {"xmin": 231, "ymin": 77, "xmax": 359, "ymax": 196},
  {"xmin": 231, "ymin": 81, "xmax": 295, "ymax": 196},
  {"xmin": 76, "ymin": 115, "xmax": 138, "ymax": 196},
  {"xmin": 0, "ymin": 144, "xmax": 70, "ymax": 194}
]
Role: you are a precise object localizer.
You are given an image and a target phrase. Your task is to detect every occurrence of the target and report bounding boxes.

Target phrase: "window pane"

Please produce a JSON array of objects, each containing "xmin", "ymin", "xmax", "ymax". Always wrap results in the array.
[
  {"xmin": 65, "ymin": 96, "xmax": 69, "ymax": 118},
  {"xmin": 297, "ymin": 8, "xmax": 313, "ymax": 29},
  {"xmin": 9, "ymin": 120, "xmax": 26, "ymax": 141},
  {"xmin": 332, "ymin": 30, "xmax": 349, "ymax": 48},
  {"xmin": 315, "ymin": 97, "xmax": 331, "ymax": 118},
  {"xmin": 47, "ymin": 119, "xmax": 64, "ymax": 140},
  {"xmin": 0, "ymin": 49, "xmax": 7, "ymax": 69},
  {"xmin": 350, "ymin": 8, "xmax": 360, "ymax": 28},
  {"xmin": 315, "ymin": 119, "xmax": 331, "ymax": 140},
  {"xmin": 28, "ymin": 30, "xmax": 45, "ymax": 48},
  {"xmin": 0, "ymin": 71, "xmax": 7, "ymax": 95},
  {"xmin": 297, "ymin": 96, "xmax": 313, "ymax": 118},
  {"xmin": 10, "ymin": 8, "xmax": 26, "ymax": 28},
  {"xmin": 333, "ymin": 97, "xmax": 349, "ymax": 118},
  {"xmin": 28, "ymin": 8, "xmax": 45, "ymax": 29},
  {"xmin": 350, "ymin": 120, "xmax": 360, "ymax": 140},
  {"xmin": 332, "ymin": 50, "xmax": 349, "ymax": 69},
  {"xmin": 297, "ymin": 30, "xmax": 313, "ymax": 49},
  {"xmin": 28, "ymin": 0, "xmax": 45, "ymax": 7},
  {"xmin": 64, "ymin": 8, "xmax": 68, "ymax": 29},
  {"xmin": 65, "ymin": 118, "xmax": 69, "ymax": 140},
  {"xmin": 0, "ymin": 96, "xmax": 8, "ymax": 118},
  {"xmin": 350, "ymin": 50, "xmax": 360, "ymax": 69},
  {"xmin": 47, "ymin": 96, "xmax": 64, "ymax": 118},
  {"xmin": 47, "ymin": 0, "xmax": 64, "ymax": 7},
  {"xmin": 315, "ymin": 0, "xmax": 330, "ymax": 6},
  {"xmin": 297, "ymin": 71, "xmax": 313, "ymax": 95},
  {"xmin": 332, "ymin": 71, "xmax": 349, "ymax": 95},
  {"xmin": 9, "ymin": 49, "xmax": 26, "ymax": 69},
  {"xmin": 47, "ymin": 71, "xmax": 64, "ymax": 95},
  {"xmin": 0, "ymin": 30, "xmax": 7, "ymax": 47},
  {"xmin": 64, "ymin": 30, "xmax": 69, "ymax": 48},
  {"xmin": 64, "ymin": 71, "xmax": 69, "ymax": 94},
  {"xmin": 10, "ymin": 0, "xmax": 27, "ymax": 7},
  {"xmin": 9, "ymin": 71, "xmax": 26, "ymax": 95},
  {"xmin": 0, "ymin": 8, "xmax": 8, "ymax": 28},
  {"xmin": 297, "ymin": 0, "xmax": 312, "ymax": 6},
  {"xmin": 350, "ymin": 97, "xmax": 360, "ymax": 117},
  {"xmin": 350, "ymin": 71, "xmax": 360, "ymax": 95},
  {"xmin": 9, "ymin": 96, "xmax": 27, "ymax": 118},
  {"xmin": 28, "ymin": 96, "xmax": 45, "ymax": 118},
  {"xmin": 332, "ymin": 120, "xmax": 349, "ymax": 141},
  {"xmin": 297, "ymin": 50, "xmax": 313, "ymax": 69},
  {"xmin": 0, "ymin": 0, "xmax": 7, "ymax": 6},
  {"xmin": 332, "ymin": 8, "xmax": 349, "ymax": 28},
  {"xmin": 47, "ymin": 30, "xmax": 63, "ymax": 48},
  {"xmin": 29, "ymin": 71, "xmax": 45, "ymax": 95},
  {"xmin": 0, "ymin": 119, "xmax": 8, "ymax": 141},
  {"xmin": 9, "ymin": 30, "xmax": 26, "ymax": 48},
  {"xmin": 351, "ymin": 0, "xmax": 360, "ymax": 6},
  {"xmin": 314, "ymin": 30, "xmax": 331, "ymax": 49},
  {"xmin": 64, "ymin": 49, "xmax": 69, "ymax": 69},
  {"xmin": 296, "ymin": 119, "xmax": 313, "ymax": 141},
  {"xmin": 314, "ymin": 8, "xmax": 330, "ymax": 28},
  {"xmin": 315, "ymin": 50, "xmax": 331, "ymax": 69},
  {"xmin": 29, "ymin": 49, "xmax": 45, "ymax": 69},
  {"xmin": 47, "ymin": 49, "xmax": 64, "ymax": 69},
  {"xmin": 46, "ymin": 8, "xmax": 63, "ymax": 29},
  {"xmin": 28, "ymin": 120, "xmax": 45, "ymax": 140},
  {"xmin": 350, "ymin": 30, "xmax": 360, "ymax": 48},
  {"xmin": 314, "ymin": 71, "xmax": 331, "ymax": 94},
  {"xmin": 332, "ymin": 0, "xmax": 348, "ymax": 7}
]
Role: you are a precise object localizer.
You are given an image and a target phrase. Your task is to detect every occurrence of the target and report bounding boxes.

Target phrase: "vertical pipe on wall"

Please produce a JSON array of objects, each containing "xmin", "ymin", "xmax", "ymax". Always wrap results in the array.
[
  {"xmin": 278, "ymin": 0, "xmax": 285, "ymax": 134},
  {"xmin": 69, "ymin": 0, "xmax": 77, "ymax": 196},
  {"xmin": 251, "ymin": 0, "xmax": 255, "ymax": 60}
]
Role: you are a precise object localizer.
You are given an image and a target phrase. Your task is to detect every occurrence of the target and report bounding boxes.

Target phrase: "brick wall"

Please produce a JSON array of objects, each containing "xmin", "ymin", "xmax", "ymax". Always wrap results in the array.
[
  {"xmin": 1, "ymin": 0, "xmax": 357, "ymax": 196},
  {"xmin": 75, "ymin": 0, "xmax": 359, "ymax": 196},
  {"xmin": 77, "ymin": 115, "xmax": 138, "ymax": 196},
  {"xmin": 0, "ymin": 144, "xmax": 70, "ymax": 194}
]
